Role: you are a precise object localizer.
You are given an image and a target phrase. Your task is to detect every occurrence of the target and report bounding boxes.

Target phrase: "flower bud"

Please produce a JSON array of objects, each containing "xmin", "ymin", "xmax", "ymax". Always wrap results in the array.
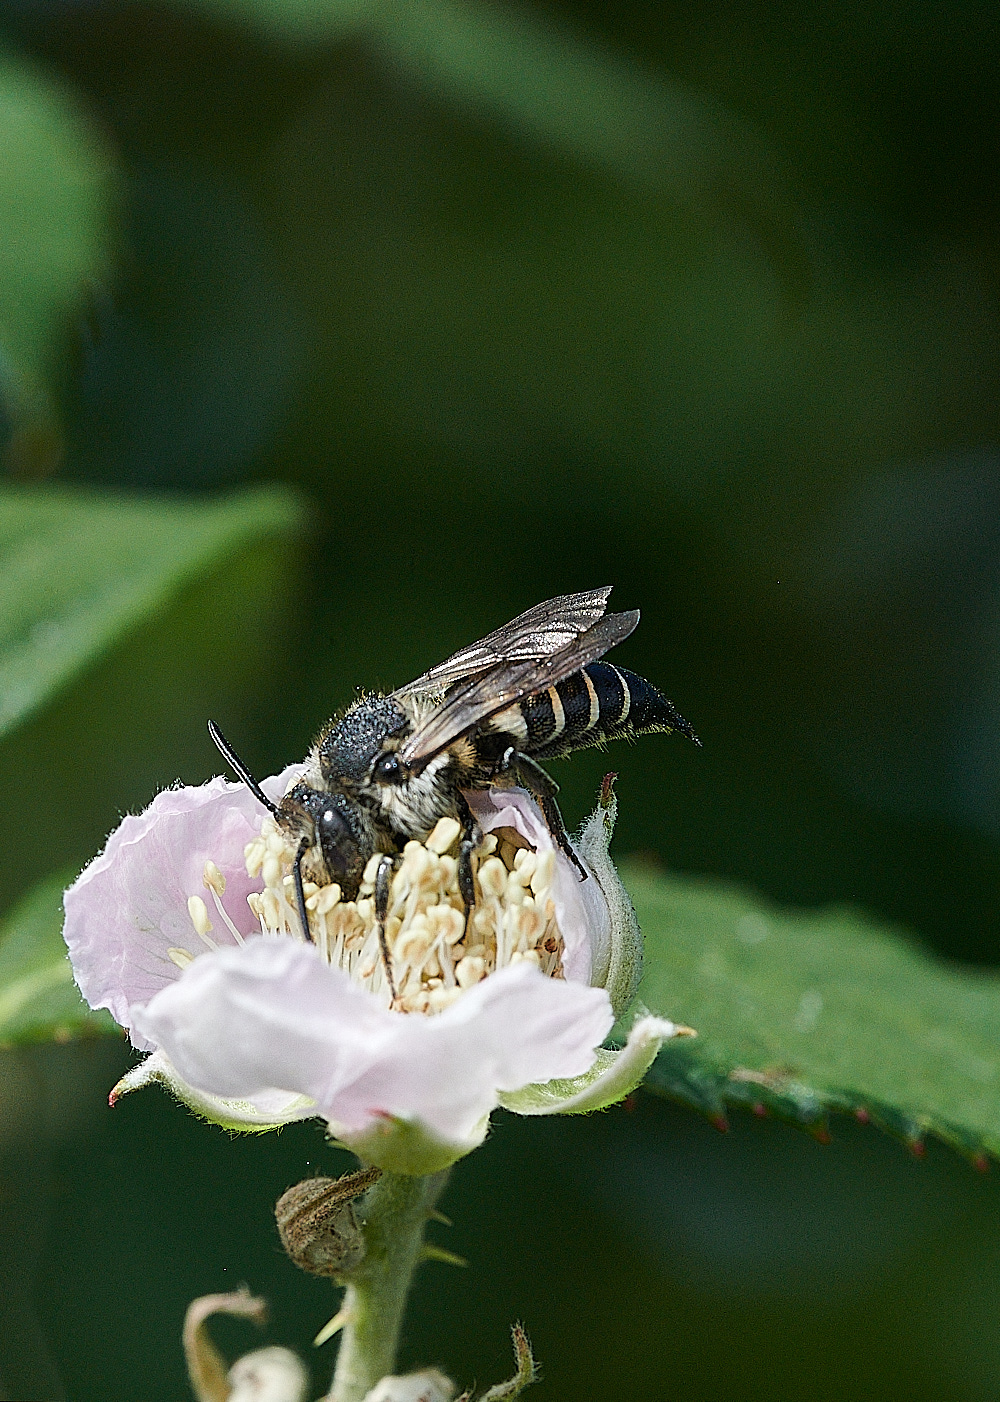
[{"xmin": 275, "ymin": 1167, "xmax": 381, "ymax": 1277}]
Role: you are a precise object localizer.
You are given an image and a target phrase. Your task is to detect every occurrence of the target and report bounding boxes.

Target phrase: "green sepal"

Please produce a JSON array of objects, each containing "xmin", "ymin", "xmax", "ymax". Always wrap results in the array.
[
  {"xmin": 333, "ymin": 1113, "xmax": 491, "ymax": 1176},
  {"xmin": 498, "ymin": 1015, "xmax": 679, "ymax": 1117},
  {"xmin": 110, "ymin": 1049, "xmax": 314, "ymax": 1134}
]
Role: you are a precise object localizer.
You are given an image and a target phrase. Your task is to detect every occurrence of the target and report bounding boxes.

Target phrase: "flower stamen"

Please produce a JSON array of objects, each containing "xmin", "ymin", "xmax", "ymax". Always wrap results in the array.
[
  {"xmin": 202, "ymin": 862, "xmax": 245, "ymax": 945},
  {"xmin": 187, "ymin": 895, "xmax": 218, "ymax": 950},
  {"xmin": 246, "ymin": 809, "xmax": 566, "ymax": 1013}
]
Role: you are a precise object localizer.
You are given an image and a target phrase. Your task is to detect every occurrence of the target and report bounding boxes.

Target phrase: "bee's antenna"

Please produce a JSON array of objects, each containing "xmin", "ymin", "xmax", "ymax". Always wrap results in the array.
[
  {"xmin": 208, "ymin": 720, "xmax": 280, "ymax": 817},
  {"xmin": 293, "ymin": 839, "xmax": 313, "ymax": 944}
]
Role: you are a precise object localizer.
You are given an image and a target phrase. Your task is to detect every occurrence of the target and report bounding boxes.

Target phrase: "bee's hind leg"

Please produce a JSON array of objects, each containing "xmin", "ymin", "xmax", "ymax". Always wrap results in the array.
[
  {"xmin": 374, "ymin": 854, "xmax": 399, "ymax": 1004},
  {"xmin": 454, "ymin": 792, "xmax": 483, "ymax": 916},
  {"xmin": 510, "ymin": 754, "xmax": 588, "ymax": 881}
]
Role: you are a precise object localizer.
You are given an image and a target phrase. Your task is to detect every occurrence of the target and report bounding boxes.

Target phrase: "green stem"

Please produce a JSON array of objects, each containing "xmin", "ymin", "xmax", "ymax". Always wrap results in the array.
[{"xmin": 327, "ymin": 1169, "xmax": 449, "ymax": 1402}]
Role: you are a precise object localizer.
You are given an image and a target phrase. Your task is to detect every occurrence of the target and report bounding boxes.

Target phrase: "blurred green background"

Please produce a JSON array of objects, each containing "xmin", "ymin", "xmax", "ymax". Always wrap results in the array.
[{"xmin": 2, "ymin": 0, "xmax": 1000, "ymax": 1396}]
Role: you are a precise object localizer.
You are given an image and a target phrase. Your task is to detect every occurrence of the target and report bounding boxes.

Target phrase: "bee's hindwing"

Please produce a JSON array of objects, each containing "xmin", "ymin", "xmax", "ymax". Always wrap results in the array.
[{"xmin": 396, "ymin": 590, "xmax": 641, "ymax": 765}]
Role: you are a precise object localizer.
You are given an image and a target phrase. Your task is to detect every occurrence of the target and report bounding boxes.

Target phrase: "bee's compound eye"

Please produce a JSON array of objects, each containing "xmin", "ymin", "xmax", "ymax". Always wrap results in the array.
[
  {"xmin": 372, "ymin": 752, "xmax": 402, "ymax": 784},
  {"xmin": 317, "ymin": 804, "xmax": 365, "ymax": 884}
]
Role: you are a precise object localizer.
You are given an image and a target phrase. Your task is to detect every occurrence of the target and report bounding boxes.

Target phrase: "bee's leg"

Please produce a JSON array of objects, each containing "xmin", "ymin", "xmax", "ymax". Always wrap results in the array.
[
  {"xmin": 374, "ymin": 854, "xmax": 399, "ymax": 1004},
  {"xmin": 454, "ymin": 792, "xmax": 483, "ymax": 915},
  {"xmin": 293, "ymin": 839, "xmax": 313, "ymax": 942},
  {"xmin": 511, "ymin": 754, "xmax": 588, "ymax": 881}
]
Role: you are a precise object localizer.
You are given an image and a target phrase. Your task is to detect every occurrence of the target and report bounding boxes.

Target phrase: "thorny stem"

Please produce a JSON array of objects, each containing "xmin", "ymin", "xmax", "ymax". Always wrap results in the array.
[{"xmin": 327, "ymin": 1169, "xmax": 450, "ymax": 1402}]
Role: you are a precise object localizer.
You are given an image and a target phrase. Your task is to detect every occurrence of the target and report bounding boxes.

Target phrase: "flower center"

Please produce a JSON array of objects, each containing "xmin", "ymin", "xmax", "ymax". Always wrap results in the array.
[{"xmin": 193, "ymin": 813, "xmax": 569, "ymax": 1013}]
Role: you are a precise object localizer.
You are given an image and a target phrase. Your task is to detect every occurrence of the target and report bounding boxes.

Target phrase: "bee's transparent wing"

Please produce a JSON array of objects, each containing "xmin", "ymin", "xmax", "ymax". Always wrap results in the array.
[
  {"xmin": 398, "ymin": 608, "xmax": 640, "ymax": 765},
  {"xmin": 392, "ymin": 588, "xmax": 614, "ymax": 700}
]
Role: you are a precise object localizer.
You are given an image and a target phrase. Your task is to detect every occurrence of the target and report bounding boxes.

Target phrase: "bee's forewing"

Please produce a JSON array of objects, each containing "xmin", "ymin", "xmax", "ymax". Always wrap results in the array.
[
  {"xmin": 399, "ymin": 608, "xmax": 640, "ymax": 765},
  {"xmin": 391, "ymin": 588, "xmax": 614, "ymax": 700}
]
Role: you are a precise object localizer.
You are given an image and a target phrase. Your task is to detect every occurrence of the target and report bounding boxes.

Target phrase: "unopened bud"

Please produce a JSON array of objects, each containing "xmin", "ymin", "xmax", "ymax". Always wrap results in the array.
[
  {"xmin": 275, "ymin": 1167, "xmax": 381, "ymax": 1278},
  {"xmin": 363, "ymin": 1369, "xmax": 456, "ymax": 1402},
  {"xmin": 228, "ymin": 1347, "xmax": 308, "ymax": 1402}
]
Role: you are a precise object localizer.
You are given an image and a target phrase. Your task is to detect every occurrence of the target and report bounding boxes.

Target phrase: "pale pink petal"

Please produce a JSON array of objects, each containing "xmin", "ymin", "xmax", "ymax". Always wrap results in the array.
[
  {"xmin": 63, "ymin": 765, "xmax": 302, "ymax": 1049},
  {"xmin": 134, "ymin": 938, "xmax": 613, "ymax": 1144}
]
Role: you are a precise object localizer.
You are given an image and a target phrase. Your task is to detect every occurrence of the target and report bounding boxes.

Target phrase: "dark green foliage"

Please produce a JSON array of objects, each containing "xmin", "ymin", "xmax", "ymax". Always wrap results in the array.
[{"xmin": 635, "ymin": 865, "xmax": 1000, "ymax": 1163}]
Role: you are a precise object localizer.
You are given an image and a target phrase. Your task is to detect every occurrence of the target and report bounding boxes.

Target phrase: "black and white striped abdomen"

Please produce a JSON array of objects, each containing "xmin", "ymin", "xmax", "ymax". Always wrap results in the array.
[{"xmin": 512, "ymin": 661, "xmax": 698, "ymax": 759}]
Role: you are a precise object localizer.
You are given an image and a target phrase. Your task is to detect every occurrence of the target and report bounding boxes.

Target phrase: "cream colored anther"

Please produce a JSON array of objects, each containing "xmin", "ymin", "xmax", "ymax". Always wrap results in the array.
[
  {"xmin": 428, "ymin": 905, "xmax": 465, "ymax": 945},
  {"xmin": 260, "ymin": 889, "xmax": 282, "ymax": 931},
  {"xmin": 477, "ymin": 857, "xmax": 506, "ymax": 898},
  {"xmin": 530, "ymin": 850, "xmax": 556, "ymax": 896},
  {"xmin": 455, "ymin": 955, "xmax": 486, "ymax": 988},
  {"xmin": 505, "ymin": 871, "xmax": 528, "ymax": 905},
  {"xmin": 306, "ymin": 883, "xmax": 342, "ymax": 914},
  {"xmin": 402, "ymin": 841, "xmax": 432, "ymax": 884},
  {"xmin": 516, "ymin": 904, "xmax": 543, "ymax": 945},
  {"xmin": 428, "ymin": 986, "xmax": 461, "ymax": 1012},
  {"xmin": 244, "ymin": 839, "xmax": 266, "ymax": 877},
  {"xmin": 426, "ymin": 817, "xmax": 461, "ymax": 854},
  {"xmin": 187, "ymin": 895, "xmax": 213, "ymax": 938},
  {"xmin": 202, "ymin": 860, "xmax": 227, "ymax": 897},
  {"xmin": 395, "ymin": 918, "xmax": 434, "ymax": 968}
]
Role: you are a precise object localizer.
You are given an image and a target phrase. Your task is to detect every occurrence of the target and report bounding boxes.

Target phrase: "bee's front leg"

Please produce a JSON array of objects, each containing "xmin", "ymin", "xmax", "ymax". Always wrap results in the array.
[
  {"xmin": 374, "ymin": 854, "xmax": 399, "ymax": 1003},
  {"xmin": 510, "ymin": 754, "xmax": 588, "ymax": 881},
  {"xmin": 454, "ymin": 791, "xmax": 483, "ymax": 914}
]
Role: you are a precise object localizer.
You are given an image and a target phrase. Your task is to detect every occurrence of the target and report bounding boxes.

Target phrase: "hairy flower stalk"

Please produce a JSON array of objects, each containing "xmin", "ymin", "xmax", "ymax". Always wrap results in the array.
[{"xmin": 325, "ymin": 1169, "xmax": 450, "ymax": 1402}]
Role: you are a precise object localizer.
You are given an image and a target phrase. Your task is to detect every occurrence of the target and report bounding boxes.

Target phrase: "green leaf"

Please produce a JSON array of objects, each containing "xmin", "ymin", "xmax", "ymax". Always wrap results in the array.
[
  {"xmin": 0, "ymin": 482, "xmax": 306, "ymax": 928},
  {"xmin": 182, "ymin": 0, "xmax": 784, "ymax": 212},
  {"xmin": 0, "ymin": 869, "xmax": 115, "ymax": 1045},
  {"xmin": 630, "ymin": 865, "xmax": 1000, "ymax": 1164},
  {"xmin": 0, "ymin": 54, "xmax": 114, "ymax": 474},
  {"xmin": 0, "ymin": 483, "xmax": 300, "ymax": 739}
]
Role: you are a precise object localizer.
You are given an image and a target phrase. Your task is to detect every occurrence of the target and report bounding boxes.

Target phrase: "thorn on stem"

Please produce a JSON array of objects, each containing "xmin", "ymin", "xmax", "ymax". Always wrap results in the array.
[
  {"xmin": 421, "ymin": 1244, "xmax": 468, "ymax": 1268},
  {"xmin": 314, "ymin": 1309, "xmax": 350, "ymax": 1347}
]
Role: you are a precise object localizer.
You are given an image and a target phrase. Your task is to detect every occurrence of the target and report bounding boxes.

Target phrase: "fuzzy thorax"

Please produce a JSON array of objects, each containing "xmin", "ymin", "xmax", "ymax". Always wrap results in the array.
[{"xmin": 237, "ymin": 814, "xmax": 565, "ymax": 1014}]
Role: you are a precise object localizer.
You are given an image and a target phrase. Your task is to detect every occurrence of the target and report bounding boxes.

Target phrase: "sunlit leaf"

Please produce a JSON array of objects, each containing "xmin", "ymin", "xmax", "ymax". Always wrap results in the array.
[
  {"xmin": 0, "ymin": 54, "xmax": 114, "ymax": 475},
  {"xmin": 0, "ymin": 483, "xmax": 301, "ymax": 739},
  {"xmin": 632, "ymin": 865, "xmax": 1000, "ymax": 1164},
  {"xmin": 0, "ymin": 869, "xmax": 114, "ymax": 1045},
  {"xmin": 0, "ymin": 483, "xmax": 305, "ymax": 918}
]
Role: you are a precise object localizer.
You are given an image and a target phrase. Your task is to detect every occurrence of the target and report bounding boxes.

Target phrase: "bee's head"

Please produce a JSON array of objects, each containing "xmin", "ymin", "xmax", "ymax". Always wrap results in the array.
[
  {"xmin": 278, "ymin": 783, "xmax": 369, "ymax": 899},
  {"xmin": 317, "ymin": 695, "xmax": 409, "ymax": 787}
]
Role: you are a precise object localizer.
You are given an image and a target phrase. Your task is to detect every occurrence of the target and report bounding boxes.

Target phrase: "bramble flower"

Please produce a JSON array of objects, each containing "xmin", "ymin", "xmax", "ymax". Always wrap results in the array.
[{"xmin": 63, "ymin": 766, "xmax": 685, "ymax": 1173}]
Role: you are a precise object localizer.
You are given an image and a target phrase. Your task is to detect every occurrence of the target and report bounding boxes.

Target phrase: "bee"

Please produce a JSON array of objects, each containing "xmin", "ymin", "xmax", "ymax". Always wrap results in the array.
[{"xmin": 210, "ymin": 588, "xmax": 698, "ymax": 996}]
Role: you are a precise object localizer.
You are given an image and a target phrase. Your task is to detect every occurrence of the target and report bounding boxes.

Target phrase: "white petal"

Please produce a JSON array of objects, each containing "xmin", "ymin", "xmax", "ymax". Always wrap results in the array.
[
  {"xmin": 63, "ymin": 763, "xmax": 304, "ymax": 1050},
  {"xmin": 133, "ymin": 938, "xmax": 613, "ymax": 1147}
]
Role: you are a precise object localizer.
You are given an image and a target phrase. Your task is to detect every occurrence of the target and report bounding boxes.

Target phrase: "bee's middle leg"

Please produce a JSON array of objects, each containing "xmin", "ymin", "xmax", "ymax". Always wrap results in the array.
[
  {"xmin": 510, "ymin": 753, "xmax": 588, "ymax": 881},
  {"xmin": 454, "ymin": 791, "xmax": 483, "ymax": 914}
]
